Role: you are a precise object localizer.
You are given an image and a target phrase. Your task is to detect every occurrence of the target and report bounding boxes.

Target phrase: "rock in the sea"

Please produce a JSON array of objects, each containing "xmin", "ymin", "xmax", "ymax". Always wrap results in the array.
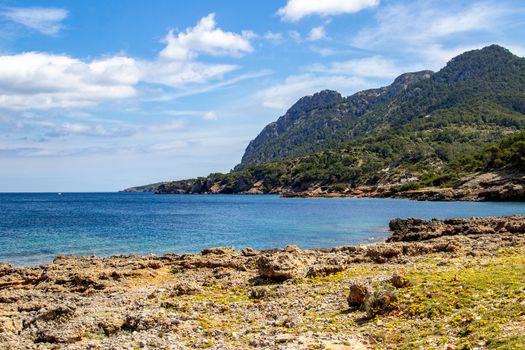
[
  {"xmin": 388, "ymin": 215, "xmax": 525, "ymax": 242},
  {"xmin": 284, "ymin": 245, "xmax": 302, "ymax": 253}
]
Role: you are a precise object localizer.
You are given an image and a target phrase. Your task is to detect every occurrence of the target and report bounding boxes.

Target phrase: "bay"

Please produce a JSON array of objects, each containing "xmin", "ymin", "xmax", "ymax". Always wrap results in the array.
[{"xmin": 1, "ymin": 192, "xmax": 524, "ymax": 265}]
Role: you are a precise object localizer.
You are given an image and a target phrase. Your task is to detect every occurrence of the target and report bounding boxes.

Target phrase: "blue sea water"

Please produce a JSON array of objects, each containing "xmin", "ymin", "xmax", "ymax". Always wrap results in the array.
[{"xmin": 1, "ymin": 192, "xmax": 524, "ymax": 266}]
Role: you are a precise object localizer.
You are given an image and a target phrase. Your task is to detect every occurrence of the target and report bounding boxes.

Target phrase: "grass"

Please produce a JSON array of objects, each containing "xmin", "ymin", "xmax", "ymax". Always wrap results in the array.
[
  {"xmin": 372, "ymin": 249, "xmax": 525, "ymax": 349},
  {"xmin": 135, "ymin": 244, "xmax": 525, "ymax": 349}
]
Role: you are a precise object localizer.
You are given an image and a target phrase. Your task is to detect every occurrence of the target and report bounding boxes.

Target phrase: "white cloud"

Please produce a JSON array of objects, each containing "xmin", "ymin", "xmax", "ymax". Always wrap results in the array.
[
  {"xmin": 2, "ymin": 7, "xmax": 68, "ymax": 35},
  {"xmin": 142, "ymin": 60, "xmax": 238, "ymax": 88},
  {"xmin": 307, "ymin": 26, "xmax": 326, "ymax": 41},
  {"xmin": 263, "ymin": 31, "xmax": 284, "ymax": 43},
  {"xmin": 258, "ymin": 74, "xmax": 369, "ymax": 110},
  {"xmin": 150, "ymin": 140, "xmax": 188, "ymax": 152},
  {"xmin": 0, "ymin": 13, "xmax": 261, "ymax": 110},
  {"xmin": 147, "ymin": 70, "xmax": 273, "ymax": 101},
  {"xmin": 306, "ymin": 56, "xmax": 403, "ymax": 79},
  {"xmin": 354, "ymin": 2, "xmax": 508, "ymax": 48},
  {"xmin": 159, "ymin": 13, "xmax": 253, "ymax": 60},
  {"xmin": 202, "ymin": 111, "xmax": 218, "ymax": 120},
  {"xmin": 57, "ymin": 122, "xmax": 120, "ymax": 137},
  {"xmin": 0, "ymin": 52, "xmax": 141, "ymax": 109},
  {"xmin": 277, "ymin": 0, "xmax": 379, "ymax": 22},
  {"xmin": 143, "ymin": 13, "xmax": 255, "ymax": 89},
  {"xmin": 148, "ymin": 120, "xmax": 186, "ymax": 132},
  {"xmin": 310, "ymin": 46, "xmax": 338, "ymax": 57}
]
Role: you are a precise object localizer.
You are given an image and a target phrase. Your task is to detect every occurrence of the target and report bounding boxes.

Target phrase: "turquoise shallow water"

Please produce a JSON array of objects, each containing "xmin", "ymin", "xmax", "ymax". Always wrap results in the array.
[{"xmin": 1, "ymin": 192, "xmax": 525, "ymax": 265}]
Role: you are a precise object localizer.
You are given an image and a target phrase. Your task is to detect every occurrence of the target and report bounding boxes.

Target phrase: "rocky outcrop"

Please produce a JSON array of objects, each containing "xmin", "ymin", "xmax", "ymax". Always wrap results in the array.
[
  {"xmin": 388, "ymin": 215, "xmax": 525, "ymax": 242},
  {"xmin": 132, "ymin": 170, "xmax": 525, "ymax": 202},
  {"xmin": 236, "ymin": 70, "xmax": 434, "ymax": 170},
  {"xmin": 281, "ymin": 171, "xmax": 525, "ymax": 202}
]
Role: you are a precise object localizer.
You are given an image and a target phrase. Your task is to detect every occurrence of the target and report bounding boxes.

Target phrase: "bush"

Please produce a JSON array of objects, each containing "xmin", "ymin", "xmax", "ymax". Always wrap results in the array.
[
  {"xmin": 365, "ymin": 283, "xmax": 398, "ymax": 318},
  {"xmin": 395, "ymin": 182, "xmax": 422, "ymax": 192}
]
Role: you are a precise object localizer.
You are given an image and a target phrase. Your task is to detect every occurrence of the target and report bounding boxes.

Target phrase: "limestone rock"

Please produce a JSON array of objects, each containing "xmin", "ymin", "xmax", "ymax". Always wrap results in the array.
[
  {"xmin": 256, "ymin": 253, "xmax": 309, "ymax": 280},
  {"xmin": 347, "ymin": 283, "xmax": 368, "ymax": 307}
]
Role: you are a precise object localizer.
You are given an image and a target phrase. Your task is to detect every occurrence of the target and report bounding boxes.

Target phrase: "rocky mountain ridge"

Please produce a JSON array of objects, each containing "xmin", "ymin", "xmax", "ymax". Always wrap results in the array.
[{"xmin": 237, "ymin": 70, "xmax": 434, "ymax": 169}]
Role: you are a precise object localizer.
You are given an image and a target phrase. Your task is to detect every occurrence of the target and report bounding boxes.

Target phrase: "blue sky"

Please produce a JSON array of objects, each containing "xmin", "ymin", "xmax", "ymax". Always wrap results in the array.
[{"xmin": 0, "ymin": 0, "xmax": 524, "ymax": 192}]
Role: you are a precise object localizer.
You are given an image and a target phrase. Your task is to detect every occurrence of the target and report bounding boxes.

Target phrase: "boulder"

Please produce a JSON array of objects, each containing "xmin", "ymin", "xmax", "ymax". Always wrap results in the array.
[
  {"xmin": 170, "ymin": 281, "xmax": 202, "ymax": 296},
  {"xmin": 256, "ymin": 253, "xmax": 308, "ymax": 280},
  {"xmin": 390, "ymin": 273, "xmax": 410, "ymax": 288},
  {"xmin": 201, "ymin": 247, "xmax": 235, "ymax": 255},
  {"xmin": 347, "ymin": 283, "xmax": 368, "ymax": 307},
  {"xmin": 241, "ymin": 247, "xmax": 259, "ymax": 257}
]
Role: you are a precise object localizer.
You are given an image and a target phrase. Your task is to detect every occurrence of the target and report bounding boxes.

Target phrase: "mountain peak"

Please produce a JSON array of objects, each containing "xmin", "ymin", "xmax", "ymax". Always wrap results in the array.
[
  {"xmin": 287, "ymin": 90, "xmax": 343, "ymax": 115},
  {"xmin": 392, "ymin": 70, "xmax": 434, "ymax": 87},
  {"xmin": 436, "ymin": 44, "xmax": 522, "ymax": 83}
]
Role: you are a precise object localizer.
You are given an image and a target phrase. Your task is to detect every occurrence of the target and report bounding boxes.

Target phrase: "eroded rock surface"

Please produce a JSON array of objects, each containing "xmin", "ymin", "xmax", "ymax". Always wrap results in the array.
[{"xmin": 388, "ymin": 215, "xmax": 525, "ymax": 242}]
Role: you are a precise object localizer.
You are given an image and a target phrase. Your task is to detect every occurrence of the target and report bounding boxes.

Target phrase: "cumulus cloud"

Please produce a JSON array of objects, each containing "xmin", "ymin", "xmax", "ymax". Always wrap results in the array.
[
  {"xmin": 2, "ymin": 7, "xmax": 68, "ymax": 35},
  {"xmin": 144, "ymin": 13, "xmax": 255, "ymax": 89},
  {"xmin": 159, "ymin": 13, "xmax": 253, "ymax": 60},
  {"xmin": 0, "ymin": 53, "xmax": 141, "ymax": 109},
  {"xmin": 307, "ymin": 26, "xmax": 326, "ymax": 41},
  {"xmin": 277, "ymin": 0, "xmax": 379, "ymax": 22},
  {"xmin": 0, "ymin": 13, "xmax": 259, "ymax": 109}
]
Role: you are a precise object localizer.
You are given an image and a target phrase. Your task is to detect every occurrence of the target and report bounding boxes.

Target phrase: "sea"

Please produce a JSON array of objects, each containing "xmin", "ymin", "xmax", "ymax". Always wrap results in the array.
[{"xmin": 1, "ymin": 192, "xmax": 524, "ymax": 266}]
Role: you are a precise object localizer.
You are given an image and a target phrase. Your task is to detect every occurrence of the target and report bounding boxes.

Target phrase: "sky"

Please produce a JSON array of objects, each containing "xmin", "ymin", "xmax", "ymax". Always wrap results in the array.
[{"xmin": 0, "ymin": 0, "xmax": 524, "ymax": 192}]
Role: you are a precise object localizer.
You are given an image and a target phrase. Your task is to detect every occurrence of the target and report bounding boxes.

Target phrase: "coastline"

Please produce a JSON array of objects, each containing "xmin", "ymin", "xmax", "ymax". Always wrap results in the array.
[
  {"xmin": 126, "ymin": 171, "xmax": 525, "ymax": 202},
  {"xmin": 1, "ymin": 215, "xmax": 524, "ymax": 349}
]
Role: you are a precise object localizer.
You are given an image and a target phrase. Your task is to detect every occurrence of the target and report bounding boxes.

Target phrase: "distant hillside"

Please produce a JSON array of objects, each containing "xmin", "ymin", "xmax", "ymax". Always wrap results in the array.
[
  {"xmin": 121, "ymin": 182, "xmax": 165, "ymax": 193},
  {"xmin": 124, "ymin": 45, "xmax": 525, "ymax": 199}
]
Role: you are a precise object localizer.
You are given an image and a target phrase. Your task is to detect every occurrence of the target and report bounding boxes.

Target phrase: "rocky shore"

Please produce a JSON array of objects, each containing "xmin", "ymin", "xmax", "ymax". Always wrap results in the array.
[
  {"xmin": 1, "ymin": 215, "xmax": 524, "ymax": 349},
  {"xmin": 124, "ymin": 171, "xmax": 525, "ymax": 202},
  {"xmin": 282, "ymin": 172, "xmax": 525, "ymax": 201}
]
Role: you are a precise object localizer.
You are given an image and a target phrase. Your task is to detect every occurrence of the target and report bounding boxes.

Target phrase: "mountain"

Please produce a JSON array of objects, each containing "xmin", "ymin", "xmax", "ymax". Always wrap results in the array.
[
  {"xmin": 124, "ymin": 45, "xmax": 525, "ymax": 199},
  {"xmin": 236, "ymin": 71, "xmax": 433, "ymax": 169},
  {"xmin": 236, "ymin": 45, "xmax": 525, "ymax": 170}
]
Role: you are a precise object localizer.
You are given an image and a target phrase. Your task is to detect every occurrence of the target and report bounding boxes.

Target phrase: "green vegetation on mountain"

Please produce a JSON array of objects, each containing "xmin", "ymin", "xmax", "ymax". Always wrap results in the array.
[
  {"xmin": 462, "ymin": 132, "xmax": 525, "ymax": 172},
  {"xmin": 236, "ymin": 45, "xmax": 525, "ymax": 170},
  {"xmin": 125, "ymin": 45, "xmax": 525, "ymax": 195}
]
